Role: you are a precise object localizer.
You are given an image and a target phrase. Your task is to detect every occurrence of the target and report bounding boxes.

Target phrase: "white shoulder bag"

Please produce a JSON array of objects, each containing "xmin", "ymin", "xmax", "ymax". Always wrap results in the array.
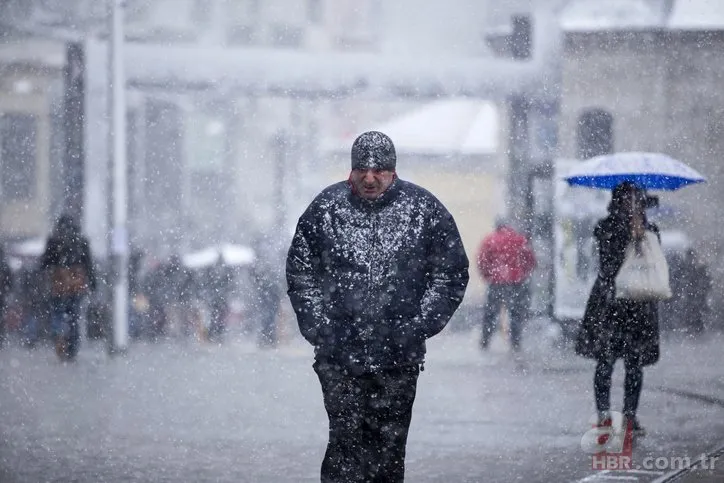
[{"xmin": 615, "ymin": 231, "xmax": 672, "ymax": 301}]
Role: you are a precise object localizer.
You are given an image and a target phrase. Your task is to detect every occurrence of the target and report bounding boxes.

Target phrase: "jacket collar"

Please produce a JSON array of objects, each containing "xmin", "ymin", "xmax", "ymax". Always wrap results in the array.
[{"xmin": 348, "ymin": 175, "xmax": 401, "ymax": 211}]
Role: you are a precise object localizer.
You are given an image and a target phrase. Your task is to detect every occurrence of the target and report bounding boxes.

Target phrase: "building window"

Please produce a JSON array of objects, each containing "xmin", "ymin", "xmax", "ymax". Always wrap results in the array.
[
  {"xmin": 0, "ymin": 112, "xmax": 37, "ymax": 201},
  {"xmin": 227, "ymin": 0, "xmax": 260, "ymax": 23},
  {"xmin": 185, "ymin": 112, "xmax": 226, "ymax": 173},
  {"xmin": 192, "ymin": 0, "xmax": 211, "ymax": 25},
  {"xmin": 308, "ymin": 0, "xmax": 322, "ymax": 24},
  {"xmin": 270, "ymin": 23, "xmax": 304, "ymax": 47},
  {"xmin": 226, "ymin": 0, "xmax": 262, "ymax": 45},
  {"xmin": 227, "ymin": 24, "xmax": 256, "ymax": 45},
  {"xmin": 577, "ymin": 108, "xmax": 613, "ymax": 160},
  {"xmin": 530, "ymin": 101, "xmax": 559, "ymax": 162},
  {"xmin": 248, "ymin": 0, "xmax": 260, "ymax": 16},
  {"xmin": 705, "ymin": 110, "xmax": 724, "ymax": 151},
  {"xmin": 331, "ymin": 0, "xmax": 379, "ymax": 50}
]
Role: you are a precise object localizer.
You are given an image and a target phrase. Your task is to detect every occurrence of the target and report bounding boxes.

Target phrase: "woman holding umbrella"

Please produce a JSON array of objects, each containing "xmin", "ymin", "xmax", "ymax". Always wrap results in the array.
[
  {"xmin": 566, "ymin": 151, "xmax": 705, "ymax": 437},
  {"xmin": 575, "ymin": 182, "xmax": 660, "ymax": 437}
]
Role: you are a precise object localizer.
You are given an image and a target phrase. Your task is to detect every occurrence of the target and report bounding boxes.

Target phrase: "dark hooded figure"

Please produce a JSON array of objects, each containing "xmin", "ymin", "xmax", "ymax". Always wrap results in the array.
[
  {"xmin": 205, "ymin": 259, "xmax": 234, "ymax": 343},
  {"xmin": 40, "ymin": 214, "xmax": 96, "ymax": 360},
  {"xmin": 252, "ymin": 248, "xmax": 283, "ymax": 349},
  {"xmin": 0, "ymin": 246, "xmax": 12, "ymax": 347},
  {"xmin": 576, "ymin": 182, "xmax": 660, "ymax": 438},
  {"xmin": 159, "ymin": 254, "xmax": 196, "ymax": 338},
  {"xmin": 287, "ymin": 131, "xmax": 469, "ymax": 482}
]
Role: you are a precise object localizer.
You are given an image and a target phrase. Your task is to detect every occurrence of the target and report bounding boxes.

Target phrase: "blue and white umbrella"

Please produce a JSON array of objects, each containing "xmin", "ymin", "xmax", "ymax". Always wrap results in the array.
[{"xmin": 563, "ymin": 152, "xmax": 706, "ymax": 191}]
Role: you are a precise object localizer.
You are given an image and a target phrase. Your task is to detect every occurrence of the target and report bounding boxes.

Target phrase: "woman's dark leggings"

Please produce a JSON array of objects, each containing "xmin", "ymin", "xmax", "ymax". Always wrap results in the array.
[{"xmin": 594, "ymin": 357, "xmax": 644, "ymax": 417}]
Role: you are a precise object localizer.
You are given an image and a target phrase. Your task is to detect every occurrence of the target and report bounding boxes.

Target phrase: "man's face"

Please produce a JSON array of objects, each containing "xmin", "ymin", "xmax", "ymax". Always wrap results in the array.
[{"xmin": 349, "ymin": 168, "xmax": 395, "ymax": 200}]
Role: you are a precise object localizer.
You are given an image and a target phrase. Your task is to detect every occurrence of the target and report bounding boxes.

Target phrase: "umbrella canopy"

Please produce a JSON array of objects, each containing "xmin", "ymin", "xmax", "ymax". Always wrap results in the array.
[
  {"xmin": 182, "ymin": 244, "xmax": 255, "ymax": 269},
  {"xmin": 563, "ymin": 152, "xmax": 706, "ymax": 190}
]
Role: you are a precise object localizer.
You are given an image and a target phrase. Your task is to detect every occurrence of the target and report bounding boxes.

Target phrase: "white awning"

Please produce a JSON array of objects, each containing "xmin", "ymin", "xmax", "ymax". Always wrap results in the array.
[
  {"xmin": 560, "ymin": 0, "xmax": 662, "ymax": 32},
  {"xmin": 181, "ymin": 244, "xmax": 255, "ymax": 269},
  {"xmin": 323, "ymin": 98, "xmax": 499, "ymax": 157},
  {"xmin": 9, "ymin": 237, "xmax": 46, "ymax": 258},
  {"xmin": 668, "ymin": 0, "xmax": 724, "ymax": 30},
  {"xmin": 560, "ymin": 0, "xmax": 724, "ymax": 33},
  {"xmin": 78, "ymin": 33, "xmax": 560, "ymax": 101}
]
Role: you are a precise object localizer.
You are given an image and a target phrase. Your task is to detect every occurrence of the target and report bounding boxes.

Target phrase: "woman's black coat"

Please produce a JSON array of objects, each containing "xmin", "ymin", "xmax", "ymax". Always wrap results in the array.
[{"xmin": 575, "ymin": 214, "xmax": 661, "ymax": 366}]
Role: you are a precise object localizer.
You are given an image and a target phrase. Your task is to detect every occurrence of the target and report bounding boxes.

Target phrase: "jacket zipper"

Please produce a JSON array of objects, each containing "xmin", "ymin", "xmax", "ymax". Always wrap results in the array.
[{"xmin": 365, "ymin": 209, "xmax": 380, "ymax": 366}]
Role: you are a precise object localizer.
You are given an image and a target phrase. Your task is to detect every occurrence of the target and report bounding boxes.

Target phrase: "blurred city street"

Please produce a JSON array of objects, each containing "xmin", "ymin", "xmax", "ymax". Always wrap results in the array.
[
  {"xmin": 2, "ymin": 2, "xmax": 724, "ymax": 481},
  {"xmin": 1, "ymin": 323, "xmax": 723, "ymax": 482}
]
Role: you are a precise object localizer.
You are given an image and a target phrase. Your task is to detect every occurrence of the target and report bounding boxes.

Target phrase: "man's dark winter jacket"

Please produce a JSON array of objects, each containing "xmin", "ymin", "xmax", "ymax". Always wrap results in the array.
[{"xmin": 286, "ymin": 177, "xmax": 469, "ymax": 373}]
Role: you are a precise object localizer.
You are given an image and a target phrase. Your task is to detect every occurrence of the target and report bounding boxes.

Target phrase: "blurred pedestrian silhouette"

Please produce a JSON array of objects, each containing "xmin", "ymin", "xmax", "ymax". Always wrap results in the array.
[
  {"xmin": 0, "ymin": 247, "xmax": 13, "ymax": 348},
  {"xmin": 476, "ymin": 218, "xmax": 536, "ymax": 352},
  {"xmin": 40, "ymin": 214, "xmax": 96, "ymax": 361}
]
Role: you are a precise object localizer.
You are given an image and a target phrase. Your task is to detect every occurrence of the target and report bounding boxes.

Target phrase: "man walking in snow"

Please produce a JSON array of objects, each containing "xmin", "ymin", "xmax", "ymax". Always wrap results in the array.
[
  {"xmin": 287, "ymin": 131, "xmax": 469, "ymax": 482},
  {"xmin": 476, "ymin": 218, "xmax": 536, "ymax": 352}
]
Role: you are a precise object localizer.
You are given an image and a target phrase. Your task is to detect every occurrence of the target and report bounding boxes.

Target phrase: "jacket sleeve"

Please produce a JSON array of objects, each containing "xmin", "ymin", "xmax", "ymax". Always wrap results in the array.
[
  {"xmin": 413, "ymin": 205, "xmax": 470, "ymax": 339},
  {"xmin": 476, "ymin": 239, "xmax": 492, "ymax": 280},
  {"xmin": 595, "ymin": 218, "xmax": 630, "ymax": 282},
  {"xmin": 286, "ymin": 206, "xmax": 331, "ymax": 346}
]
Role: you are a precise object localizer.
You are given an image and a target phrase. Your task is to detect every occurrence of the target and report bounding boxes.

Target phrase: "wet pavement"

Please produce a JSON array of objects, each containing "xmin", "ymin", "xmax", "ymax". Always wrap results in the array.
[{"xmin": 1, "ymin": 323, "xmax": 723, "ymax": 482}]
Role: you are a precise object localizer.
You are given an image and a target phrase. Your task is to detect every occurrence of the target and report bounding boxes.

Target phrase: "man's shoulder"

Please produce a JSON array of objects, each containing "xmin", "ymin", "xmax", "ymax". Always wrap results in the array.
[
  {"xmin": 506, "ymin": 228, "xmax": 529, "ymax": 245},
  {"xmin": 299, "ymin": 182, "xmax": 349, "ymax": 221},
  {"xmin": 482, "ymin": 231, "xmax": 499, "ymax": 244},
  {"xmin": 482, "ymin": 230, "xmax": 506, "ymax": 249},
  {"xmin": 397, "ymin": 179, "xmax": 444, "ymax": 207},
  {"xmin": 313, "ymin": 181, "xmax": 349, "ymax": 204}
]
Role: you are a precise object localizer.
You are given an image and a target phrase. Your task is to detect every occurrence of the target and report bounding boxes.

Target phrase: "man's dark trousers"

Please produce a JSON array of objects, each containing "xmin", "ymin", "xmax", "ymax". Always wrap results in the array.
[
  {"xmin": 481, "ymin": 282, "xmax": 528, "ymax": 350},
  {"xmin": 314, "ymin": 360, "xmax": 420, "ymax": 483}
]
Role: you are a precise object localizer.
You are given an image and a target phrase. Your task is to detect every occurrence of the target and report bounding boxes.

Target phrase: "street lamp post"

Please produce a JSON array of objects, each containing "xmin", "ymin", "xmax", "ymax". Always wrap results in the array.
[
  {"xmin": 108, "ymin": 0, "xmax": 128, "ymax": 353},
  {"xmin": 507, "ymin": 15, "xmax": 533, "ymax": 231}
]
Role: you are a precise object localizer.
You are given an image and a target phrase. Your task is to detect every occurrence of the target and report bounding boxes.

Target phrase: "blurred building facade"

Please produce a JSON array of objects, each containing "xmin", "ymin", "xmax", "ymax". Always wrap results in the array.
[
  {"xmin": 0, "ymin": 43, "xmax": 58, "ymax": 241},
  {"xmin": 558, "ymin": 0, "xmax": 724, "ymax": 259},
  {"xmin": 0, "ymin": 0, "xmax": 389, "ymax": 255},
  {"xmin": 0, "ymin": 0, "xmax": 502, "ymax": 263}
]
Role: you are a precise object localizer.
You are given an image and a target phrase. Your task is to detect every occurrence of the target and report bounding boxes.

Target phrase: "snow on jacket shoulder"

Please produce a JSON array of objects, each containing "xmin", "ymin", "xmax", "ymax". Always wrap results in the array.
[{"xmin": 286, "ymin": 178, "xmax": 469, "ymax": 372}]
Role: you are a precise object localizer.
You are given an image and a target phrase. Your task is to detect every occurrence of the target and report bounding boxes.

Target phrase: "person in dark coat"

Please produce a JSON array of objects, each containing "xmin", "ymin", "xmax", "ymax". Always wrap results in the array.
[
  {"xmin": 0, "ymin": 247, "xmax": 12, "ymax": 347},
  {"xmin": 141, "ymin": 262, "xmax": 169, "ymax": 339},
  {"xmin": 252, "ymin": 254, "xmax": 283, "ymax": 349},
  {"xmin": 287, "ymin": 131, "xmax": 469, "ymax": 483},
  {"xmin": 205, "ymin": 259, "xmax": 234, "ymax": 343},
  {"xmin": 40, "ymin": 214, "xmax": 96, "ymax": 360},
  {"xmin": 159, "ymin": 254, "xmax": 196, "ymax": 338},
  {"xmin": 660, "ymin": 251, "xmax": 687, "ymax": 334},
  {"xmin": 18, "ymin": 263, "xmax": 49, "ymax": 347},
  {"xmin": 686, "ymin": 249, "xmax": 711, "ymax": 334},
  {"xmin": 576, "ymin": 182, "xmax": 660, "ymax": 437}
]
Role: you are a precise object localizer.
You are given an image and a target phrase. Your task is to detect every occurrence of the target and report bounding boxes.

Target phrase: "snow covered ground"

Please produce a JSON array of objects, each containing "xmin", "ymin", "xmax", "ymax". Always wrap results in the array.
[{"xmin": 0, "ymin": 324, "xmax": 722, "ymax": 482}]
